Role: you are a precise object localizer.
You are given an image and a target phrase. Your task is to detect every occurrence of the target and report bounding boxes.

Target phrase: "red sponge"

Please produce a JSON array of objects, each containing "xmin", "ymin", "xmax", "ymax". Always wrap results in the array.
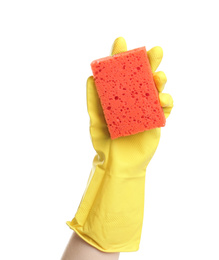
[{"xmin": 91, "ymin": 47, "xmax": 166, "ymax": 139}]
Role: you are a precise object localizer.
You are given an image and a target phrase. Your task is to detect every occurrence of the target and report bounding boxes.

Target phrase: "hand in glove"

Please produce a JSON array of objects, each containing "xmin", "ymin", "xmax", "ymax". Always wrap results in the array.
[{"xmin": 66, "ymin": 37, "xmax": 174, "ymax": 252}]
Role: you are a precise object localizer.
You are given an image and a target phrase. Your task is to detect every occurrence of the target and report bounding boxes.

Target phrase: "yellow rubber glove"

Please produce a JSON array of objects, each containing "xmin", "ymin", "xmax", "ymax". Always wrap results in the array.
[{"xmin": 66, "ymin": 37, "xmax": 173, "ymax": 252}]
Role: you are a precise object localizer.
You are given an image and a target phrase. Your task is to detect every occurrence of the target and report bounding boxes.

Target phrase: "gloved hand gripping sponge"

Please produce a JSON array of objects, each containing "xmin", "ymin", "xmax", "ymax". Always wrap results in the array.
[{"xmin": 91, "ymin": 47, "xmax": 166, "ymax": 139}]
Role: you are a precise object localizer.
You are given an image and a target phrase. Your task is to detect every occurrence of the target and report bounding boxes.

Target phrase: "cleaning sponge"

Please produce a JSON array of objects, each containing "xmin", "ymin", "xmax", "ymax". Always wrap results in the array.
[{"xmin": 91, "ymin": 46, "xmax": 166, "ymax": 139}]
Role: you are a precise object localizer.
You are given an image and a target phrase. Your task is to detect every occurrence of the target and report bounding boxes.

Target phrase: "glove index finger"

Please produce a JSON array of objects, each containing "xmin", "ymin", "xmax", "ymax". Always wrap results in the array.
[{"xmin": 147, "ymin": 46, "xmax": 163, "ymax": 73}]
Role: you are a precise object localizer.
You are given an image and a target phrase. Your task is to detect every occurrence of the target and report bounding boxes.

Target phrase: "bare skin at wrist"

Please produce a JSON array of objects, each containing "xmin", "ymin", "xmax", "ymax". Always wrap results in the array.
[{"xmin": 61, "ymin": 232, "xmax": 120, "ymax": 260}]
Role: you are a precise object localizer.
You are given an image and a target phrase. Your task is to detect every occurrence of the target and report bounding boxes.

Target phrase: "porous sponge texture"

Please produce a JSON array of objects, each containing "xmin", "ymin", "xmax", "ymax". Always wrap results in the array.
[{"xmin": 91, "ymin": 47, "xmax": 166, "ymax": 139}]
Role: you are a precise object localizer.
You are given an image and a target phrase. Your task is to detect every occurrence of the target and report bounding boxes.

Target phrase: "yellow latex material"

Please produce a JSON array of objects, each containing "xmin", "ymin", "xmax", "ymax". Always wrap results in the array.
[
  {"xmin": 110, "ymin": 36, "xmax": 127, "ymax": 55},
  {"xmin": 66, "ymin": 37, "xmax": 173, "ymax": 252}
]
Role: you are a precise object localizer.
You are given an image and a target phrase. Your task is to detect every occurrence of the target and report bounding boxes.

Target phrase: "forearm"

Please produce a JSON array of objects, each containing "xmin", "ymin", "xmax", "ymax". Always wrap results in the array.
[{"xmin": 61, "ymin": 232, "xmax": 120, "ymax": 260}]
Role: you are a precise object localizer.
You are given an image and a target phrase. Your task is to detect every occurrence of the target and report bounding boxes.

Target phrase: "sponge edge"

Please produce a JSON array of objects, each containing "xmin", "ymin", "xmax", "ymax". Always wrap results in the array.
[{"xmin": 91, "ymin": 47, "xmax": 166, "ymax": 139}]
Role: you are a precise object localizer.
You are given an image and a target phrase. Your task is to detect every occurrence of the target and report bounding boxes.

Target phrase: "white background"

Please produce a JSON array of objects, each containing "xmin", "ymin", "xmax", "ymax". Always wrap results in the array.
[{"xmin": 0, "ymin": 0, "xmax": 219, "ymax": 259}]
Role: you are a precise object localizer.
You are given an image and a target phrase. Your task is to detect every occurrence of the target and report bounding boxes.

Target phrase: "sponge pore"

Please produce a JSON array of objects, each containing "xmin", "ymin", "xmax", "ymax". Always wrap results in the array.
[{"xmin": 91, "ymin": 47, "xmax": 166, "ymax": 139}]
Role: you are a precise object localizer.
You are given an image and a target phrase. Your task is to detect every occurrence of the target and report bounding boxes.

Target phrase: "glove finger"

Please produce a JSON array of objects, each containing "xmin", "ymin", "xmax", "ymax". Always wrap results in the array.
[
  {"xmin": 159, "ymin": 93, "xmax": 173, "ymax": 107},
  {"xmin": 163, "ymin": 106, "xmax": 173, "ymax": 119},
  {"xmin": 159, "ymin": 93, "xmax": 174, "ymax": 119},
  {"xmin": 86, "ymin": 76, "xmax": 109, "ymax": 137},
  {"xmin": 110, "ymin": 37, "xmax": 127, "ymax": 56},
  {"xmin": 147, "ymin": 46, "xmax": 163, "ymax": 73},
  {"xmin": 153, "ymin": 71, "xmax": 167, "ymax": 92}
]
